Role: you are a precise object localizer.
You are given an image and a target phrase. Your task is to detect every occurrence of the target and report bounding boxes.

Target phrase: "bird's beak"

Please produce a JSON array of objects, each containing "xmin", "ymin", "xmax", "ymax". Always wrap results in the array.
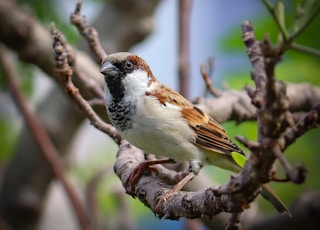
[{"xmin": 100, "ymin": 61, "xmax": 118, "ymax": 77}]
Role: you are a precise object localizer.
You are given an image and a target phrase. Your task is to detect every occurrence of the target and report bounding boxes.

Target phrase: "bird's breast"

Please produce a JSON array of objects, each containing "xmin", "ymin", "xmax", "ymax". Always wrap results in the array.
[{"xmin": 120, "ymin": 95, "xmax": 201, "ymax": 161}]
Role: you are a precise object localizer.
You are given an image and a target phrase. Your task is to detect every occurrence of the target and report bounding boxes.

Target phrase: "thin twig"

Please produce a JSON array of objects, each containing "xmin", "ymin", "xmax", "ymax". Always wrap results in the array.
[
  {"xmin": 283, "ymin": 104, "xmax": 320, "ymax": 150},
  {"xmin": 70, "ymin": 0, "xmax": 107, "ymax": 63},
  {"xmin": 50, "ymin": 22, "xmax": 105, "ymax": 101},
  {"xmin": 0, "ymin": 45, "xmax": 91, "ymax": 230},
  {"xmin": 200, "ymin": 60, "xmax": 222, "ymax": 97},
  {"xmin": 235, "ymin": 136, "xmax": 260, "ymax": 152},
  {"xmin": 272, "ymin": 145, "xmax": 307, "ymax": 184},
  {"xmin": 289, "ymin": 42, "xmax": 320, "ymax": 57},
  {"xmin": 262, "ymin": 0, "xmax": 289, "ymax": 42},
  {"xmin": 51, "ymin": 27, "xmax": 121, "ymax": 145}
]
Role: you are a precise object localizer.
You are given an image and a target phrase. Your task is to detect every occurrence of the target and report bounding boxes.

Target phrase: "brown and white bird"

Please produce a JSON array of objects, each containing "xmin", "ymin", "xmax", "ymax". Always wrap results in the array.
[{"xmin": 100, "ymin": 52, "xmax": 289, "ymax": 215}]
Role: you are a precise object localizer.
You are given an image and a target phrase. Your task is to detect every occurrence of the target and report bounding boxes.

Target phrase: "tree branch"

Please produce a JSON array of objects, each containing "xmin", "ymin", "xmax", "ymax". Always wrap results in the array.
[
  {"xmin": 70, "ymin": 1, "xmax": 107, "ymax": 63},
  {"xmin": 114, "ymin": 140, "xmax": 241, "ymax": 220},
  {"xmin": 200, "ymin": 59, "xmax": 223, "ymax": 97},
  {"xmin": 240, "ymin": 20, "xmax": 315, "ymax": 196},
  {"xmin": 193, "ymin": 83, "xmax": 320, "ymax": 123},
  {"xmin": 283, "ymin": 103, "xmax": 320, "ymax": 149}
]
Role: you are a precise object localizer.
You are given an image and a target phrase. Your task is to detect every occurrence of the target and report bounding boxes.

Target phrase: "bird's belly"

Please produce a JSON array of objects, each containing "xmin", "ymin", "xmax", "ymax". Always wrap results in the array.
[{"xmin": 121, "ymin": 114, "xmax": 200, "ymax": 162}]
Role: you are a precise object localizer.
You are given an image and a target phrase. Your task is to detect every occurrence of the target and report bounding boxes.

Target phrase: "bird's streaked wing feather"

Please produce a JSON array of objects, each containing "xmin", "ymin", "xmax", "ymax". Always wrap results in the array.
[{"xmin": 181, "ymin": 106, "xmax": 244, "ymax": 156}]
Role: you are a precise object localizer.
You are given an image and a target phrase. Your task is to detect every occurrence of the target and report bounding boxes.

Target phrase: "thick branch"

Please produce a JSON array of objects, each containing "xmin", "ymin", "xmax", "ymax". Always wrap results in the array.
[
  {"xmin": 114, "ymin": 141, "xmax": 241, "ymax": 220},
  {"xmin": 239, "ymin": 21, "xmax": 311, "ymax": 209},
  {"xmin": 193, "ymin": 83, "xmax": 320, "ymax": 123},
  {"xmin": 241, "ymin": 21, "xmax": 285, "ymax": 182}
]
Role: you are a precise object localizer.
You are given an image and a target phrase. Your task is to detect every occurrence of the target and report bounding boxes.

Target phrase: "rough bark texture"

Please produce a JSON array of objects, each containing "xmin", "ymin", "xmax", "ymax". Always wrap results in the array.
[{"xmin": 193, "ymin": 83, "xmax": 320, "ymax": 123}]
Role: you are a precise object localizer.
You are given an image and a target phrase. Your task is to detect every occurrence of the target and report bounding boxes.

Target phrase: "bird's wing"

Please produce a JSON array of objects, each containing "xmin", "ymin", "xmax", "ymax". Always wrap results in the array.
[
  {"xmin": 150, "ymin": 83, "xmax": 244, "ymax": 156},
  {"xmin": 181, "ymin": 106, "xmax": 244, "ymax": 156}
]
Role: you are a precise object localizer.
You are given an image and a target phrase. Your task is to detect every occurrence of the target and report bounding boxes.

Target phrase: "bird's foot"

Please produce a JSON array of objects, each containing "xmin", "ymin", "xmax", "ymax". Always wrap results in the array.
[
  {"xmin": 125, "ymin": 158, "xmax": 175, "ymax": 196},
  {"xmin": 155, "ymin": 172, "xmax": 194, "ymax": 212}
]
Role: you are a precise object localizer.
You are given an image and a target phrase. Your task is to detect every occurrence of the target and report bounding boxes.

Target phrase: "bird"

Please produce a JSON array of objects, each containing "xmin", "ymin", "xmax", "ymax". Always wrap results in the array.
[{"xmin": 100, "ymin": 52, "xmax": 290, "ymax": 216}]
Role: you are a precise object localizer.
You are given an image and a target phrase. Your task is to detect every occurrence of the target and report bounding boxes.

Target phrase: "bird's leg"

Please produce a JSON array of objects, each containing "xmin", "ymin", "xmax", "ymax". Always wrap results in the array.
[
  {"xmin": 125, "ymin": 158, "xmax": 175, "ymax": 196},
  {"xmin": 155, "ymin": 172, "xmax": 194, "ymax": 211}
]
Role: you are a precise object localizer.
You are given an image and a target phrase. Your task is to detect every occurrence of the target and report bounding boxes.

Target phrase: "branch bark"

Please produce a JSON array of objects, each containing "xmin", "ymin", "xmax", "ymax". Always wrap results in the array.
[
  {"xmin": 193, "ymin": 83, "xmax": 320, "ymax": 123},
  {"xmin": 114, "ymin": 141, "xmax": 235, "ymax": 219}
]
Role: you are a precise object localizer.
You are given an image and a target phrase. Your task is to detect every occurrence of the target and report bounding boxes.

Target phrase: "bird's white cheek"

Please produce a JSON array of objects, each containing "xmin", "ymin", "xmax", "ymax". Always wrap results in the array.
[{"xmin": 122, "ymin": 69, "xmax": 149, "ymax": 96}]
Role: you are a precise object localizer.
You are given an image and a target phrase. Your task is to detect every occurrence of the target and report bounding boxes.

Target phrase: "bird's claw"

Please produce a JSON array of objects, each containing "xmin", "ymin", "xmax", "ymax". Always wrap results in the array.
[{"xmin": 125, "ymin": 159, "xmax": 174, "ymax": 196}]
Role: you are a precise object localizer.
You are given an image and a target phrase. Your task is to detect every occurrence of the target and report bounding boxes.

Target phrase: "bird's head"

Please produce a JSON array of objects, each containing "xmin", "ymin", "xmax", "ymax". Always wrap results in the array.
[{"xmin": 100, "ymin": 52, "xmax": 156, "ymax": 99}]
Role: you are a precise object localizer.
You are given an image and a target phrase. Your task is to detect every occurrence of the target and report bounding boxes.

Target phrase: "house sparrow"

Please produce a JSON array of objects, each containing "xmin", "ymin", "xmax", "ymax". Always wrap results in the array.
[{"xmin": 100, "ymin": 52, "xmax": 289, "ymax": 215}]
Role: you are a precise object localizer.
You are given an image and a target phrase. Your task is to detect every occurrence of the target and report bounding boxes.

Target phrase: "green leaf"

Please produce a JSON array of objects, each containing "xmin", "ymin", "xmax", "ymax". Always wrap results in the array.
[{"xmin": 231, "ymin": 151, "xmax": 247, "ymax": 168}]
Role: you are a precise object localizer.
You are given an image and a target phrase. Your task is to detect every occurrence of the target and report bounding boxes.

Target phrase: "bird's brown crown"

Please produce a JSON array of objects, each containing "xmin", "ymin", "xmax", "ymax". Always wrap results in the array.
[{"xmin": 105, "ymin": 52, "xmax": 155, "ymax": 81}]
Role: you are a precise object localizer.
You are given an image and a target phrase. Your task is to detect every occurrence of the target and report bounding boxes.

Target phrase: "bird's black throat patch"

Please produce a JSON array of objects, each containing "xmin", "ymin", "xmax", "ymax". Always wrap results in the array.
[
  {"xmin": 104, "ymin": 75, "xmax": 125, "ymax": 104},
  {"xmin": 104, "ymin": 76, "xmax": 135, "ymax": 131}
]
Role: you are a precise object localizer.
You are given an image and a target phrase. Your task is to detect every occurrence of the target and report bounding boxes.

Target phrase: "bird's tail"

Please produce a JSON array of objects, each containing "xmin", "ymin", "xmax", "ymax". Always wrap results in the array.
[{"xmin": 261, "ymin": 184, "xmax": 292, "ymax": 217}]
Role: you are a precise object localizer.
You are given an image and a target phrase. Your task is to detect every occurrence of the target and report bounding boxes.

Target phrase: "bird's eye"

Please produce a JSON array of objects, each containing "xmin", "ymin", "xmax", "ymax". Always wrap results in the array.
[{"xmin": 124, "ymin": 60, "xmax": 133, "ymax": 70}]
